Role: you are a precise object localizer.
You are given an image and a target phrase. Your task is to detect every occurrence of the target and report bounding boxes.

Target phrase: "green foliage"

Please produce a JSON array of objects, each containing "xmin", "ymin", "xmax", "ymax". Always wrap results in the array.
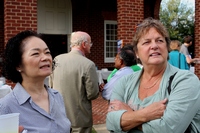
[
  {"xmin": 159, "ymin": 0, "xmax": 194, "ymax": 42},
  {"xmin": 92, "ymin": 127, "xmax": 97, "ymax": 133}
]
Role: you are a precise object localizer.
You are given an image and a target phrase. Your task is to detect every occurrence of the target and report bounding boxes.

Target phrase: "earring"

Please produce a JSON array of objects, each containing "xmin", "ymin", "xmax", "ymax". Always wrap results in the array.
[{"xmin": 18, "ymin": 70, "xmax": 21, "ymax": 72}]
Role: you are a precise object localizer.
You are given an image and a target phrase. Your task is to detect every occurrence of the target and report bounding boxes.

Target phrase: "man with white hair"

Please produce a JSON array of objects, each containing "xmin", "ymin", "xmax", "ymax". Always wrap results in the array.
[{"xmin": 52, "ymin": 31, "xmax": 99, "ymax": 133}]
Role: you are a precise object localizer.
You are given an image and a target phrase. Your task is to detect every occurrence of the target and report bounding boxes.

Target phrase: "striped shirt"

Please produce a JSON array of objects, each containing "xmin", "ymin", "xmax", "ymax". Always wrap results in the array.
[{"xmin": 0, "ymin": 83, "xmax": 71, "ymax": 133}]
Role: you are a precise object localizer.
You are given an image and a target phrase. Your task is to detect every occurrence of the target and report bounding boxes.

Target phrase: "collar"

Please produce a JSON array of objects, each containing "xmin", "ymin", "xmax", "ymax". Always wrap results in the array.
[
  {"xmin": 13, "ymin": 83, "xmax": 31, "ymax": 105},
  {"xmin": 13, "ymin": 83, "xmax": 55, "ymax": 105},
  {"xmin": 118, "ymin": 66, "xmax": 132, "ymax": 71},
  {"xmin": 71, "ymin": 48, "xmax": 85, "ymax": 56}
]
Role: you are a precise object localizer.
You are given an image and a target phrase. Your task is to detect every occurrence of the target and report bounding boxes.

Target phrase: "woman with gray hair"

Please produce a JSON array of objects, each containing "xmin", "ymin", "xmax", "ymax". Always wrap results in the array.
[{"xmin": 106, "ymin": 18, "xmax": 200, "ymax": 133}]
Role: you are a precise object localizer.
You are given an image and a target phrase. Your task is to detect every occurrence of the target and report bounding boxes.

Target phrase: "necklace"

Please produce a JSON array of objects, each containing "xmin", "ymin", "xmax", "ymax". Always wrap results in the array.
[{"xmin": 143, "ymin": 76, "xmax": 161, "ymax": 89}]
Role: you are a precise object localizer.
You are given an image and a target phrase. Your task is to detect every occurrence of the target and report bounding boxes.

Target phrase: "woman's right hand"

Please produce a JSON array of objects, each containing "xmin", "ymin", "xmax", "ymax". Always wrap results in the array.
[{"xmin": 142, "ymin": 98, "xmax": 167, "ymax": 121}]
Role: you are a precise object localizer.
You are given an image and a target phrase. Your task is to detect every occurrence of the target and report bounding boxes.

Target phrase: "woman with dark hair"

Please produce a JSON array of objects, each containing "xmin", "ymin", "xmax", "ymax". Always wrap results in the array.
[
  {"xmin": 0, "ymin": 30, "xmax": 71, "ymax": 133},
  {"xmin": 106, "ymin": 18, "xmax": 200, "ymax": 133}
]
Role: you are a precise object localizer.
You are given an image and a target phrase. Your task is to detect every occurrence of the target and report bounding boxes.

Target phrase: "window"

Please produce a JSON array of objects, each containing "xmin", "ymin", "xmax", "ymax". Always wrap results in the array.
[{"xmin": 104, "ymin": 20, "xmax": 117, "ymax": 63}]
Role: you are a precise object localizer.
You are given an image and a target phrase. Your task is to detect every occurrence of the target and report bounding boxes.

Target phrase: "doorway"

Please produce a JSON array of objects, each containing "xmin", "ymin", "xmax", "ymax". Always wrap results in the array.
[{"xmin": 41, "ymin": 34, "xmax": 68, "ymax": 59}]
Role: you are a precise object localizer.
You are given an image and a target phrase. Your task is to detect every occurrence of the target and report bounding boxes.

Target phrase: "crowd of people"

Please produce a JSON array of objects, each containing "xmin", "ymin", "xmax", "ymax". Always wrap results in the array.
[{"xmin": 0, "ymin": 17, "xmax": 200, "ymax": 133}]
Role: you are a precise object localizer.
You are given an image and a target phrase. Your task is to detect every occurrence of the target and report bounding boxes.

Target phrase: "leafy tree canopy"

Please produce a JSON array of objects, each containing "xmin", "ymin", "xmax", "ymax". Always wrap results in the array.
[{"xmin": 159, "ymin": 0, "xmax": 194, "ymax": 42}]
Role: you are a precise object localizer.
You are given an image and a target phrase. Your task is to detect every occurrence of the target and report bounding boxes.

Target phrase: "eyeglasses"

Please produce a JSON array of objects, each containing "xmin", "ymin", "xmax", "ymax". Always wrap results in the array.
[{"xmin": 85, "ymin": 41, "xmax": 93, "ymax": 47}]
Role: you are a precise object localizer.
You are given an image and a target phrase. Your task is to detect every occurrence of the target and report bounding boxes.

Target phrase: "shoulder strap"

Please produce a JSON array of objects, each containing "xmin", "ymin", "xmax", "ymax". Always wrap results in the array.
[
  {"xmin": 178, "ymin": 53, "xmax": 181, "ymax": 68},
  {"xmin": 167, "ymin": 72, "xmax": 178, "ymax": 94},
  {"xmin": 167, "ymin": 71, "xmax": 191, "ymax": 133}
]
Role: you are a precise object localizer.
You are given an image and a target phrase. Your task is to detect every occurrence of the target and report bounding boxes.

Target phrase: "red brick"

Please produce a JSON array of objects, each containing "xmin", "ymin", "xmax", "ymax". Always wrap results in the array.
[{"xmin": 92, "ymin": 93, "xmax": 109, "ymax": 124}]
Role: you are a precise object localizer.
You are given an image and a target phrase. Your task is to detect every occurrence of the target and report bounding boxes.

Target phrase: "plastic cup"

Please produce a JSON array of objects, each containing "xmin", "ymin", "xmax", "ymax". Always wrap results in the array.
[{"xmin": 0, "ymin": 113, "xmax": 20, "ymax": 133}]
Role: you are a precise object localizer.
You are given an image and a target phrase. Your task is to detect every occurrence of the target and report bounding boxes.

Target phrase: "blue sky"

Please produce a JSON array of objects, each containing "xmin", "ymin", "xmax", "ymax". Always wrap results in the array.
[{"xmin": 181, "ymin": 0, "xmax": 194, "ymax": 8}]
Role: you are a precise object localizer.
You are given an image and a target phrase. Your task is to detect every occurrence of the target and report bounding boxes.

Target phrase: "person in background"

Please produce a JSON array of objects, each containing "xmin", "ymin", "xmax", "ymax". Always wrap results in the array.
[
  {"xmin": 51, "ymin": 31, "xmax": 99, "ymax": 133},
  {"xmin": 100, "ymin": 44, "xmax": 139, "ymax": 100},
  {"xmin": 168, "ymin": 40, "xmax": 189, "ymax": 70},
  {"xmin": 0, "ymin": 30, "xmax": 71, "ymax": 133},
  {"xmin": 180, "ymin": 35, "xmax": 200, "ymax": 67},
  {"xmin": 106, "ymin": 17, "xmax": 200, "ymax": 133},
  {"xmin": 106, "ymin": 44, "xmax": 141, "ymax": 82}
]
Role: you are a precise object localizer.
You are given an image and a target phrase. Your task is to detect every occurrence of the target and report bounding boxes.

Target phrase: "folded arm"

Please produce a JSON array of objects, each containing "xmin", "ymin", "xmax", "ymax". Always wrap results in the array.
[{"xmin": 108, "ymin": 99, "xmax": 167, "ymax": 131}]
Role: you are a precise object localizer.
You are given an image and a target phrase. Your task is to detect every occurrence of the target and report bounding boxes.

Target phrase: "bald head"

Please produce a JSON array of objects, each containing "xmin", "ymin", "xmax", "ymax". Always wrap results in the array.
[
  {"xmin": 70, "ymin": 31, "xmax": 90, "ymax": 48},
  {"xmin": 70, "ymin": 31, "xmax": 92, "ymax": 55}
]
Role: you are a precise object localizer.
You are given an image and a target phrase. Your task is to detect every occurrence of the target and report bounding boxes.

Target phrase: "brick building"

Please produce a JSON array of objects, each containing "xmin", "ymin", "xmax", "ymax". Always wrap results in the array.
[{"xmin": 0, "ymin": 0, "xmax": 200, "ymax": 79}]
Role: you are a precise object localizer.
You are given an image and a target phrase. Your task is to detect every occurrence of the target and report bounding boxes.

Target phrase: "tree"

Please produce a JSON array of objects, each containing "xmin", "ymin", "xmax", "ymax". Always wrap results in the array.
[{"xmin": 159, "ymin": 0, "xmax": 194, "ymax": 42}]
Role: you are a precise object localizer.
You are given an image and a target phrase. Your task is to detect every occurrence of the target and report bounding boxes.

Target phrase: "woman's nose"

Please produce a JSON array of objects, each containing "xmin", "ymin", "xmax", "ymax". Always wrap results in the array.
[
  {"xmin": 41, "ymin": 54, "xmax": 51, "ymax": 61},
  {"xmin": 150, "ymin": 41, "xmax": 158, "ymax": 49}
]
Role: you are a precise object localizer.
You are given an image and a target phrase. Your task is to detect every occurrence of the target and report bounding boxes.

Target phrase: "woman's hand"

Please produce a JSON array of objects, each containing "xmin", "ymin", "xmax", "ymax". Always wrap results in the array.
[{"xmin": 142, "ymin": 98, "xmax": 167, "ymax": 121}]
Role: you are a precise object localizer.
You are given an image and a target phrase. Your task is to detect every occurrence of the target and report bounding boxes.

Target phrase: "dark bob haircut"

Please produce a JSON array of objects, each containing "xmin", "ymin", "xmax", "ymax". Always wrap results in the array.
[{"xmin": 1, "ymin": 30, "xmax": 54, "ymax": 83}]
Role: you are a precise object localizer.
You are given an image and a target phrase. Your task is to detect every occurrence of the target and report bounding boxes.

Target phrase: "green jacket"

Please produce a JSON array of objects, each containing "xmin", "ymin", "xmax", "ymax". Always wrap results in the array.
[{"xmin": 107, "ymin": 65, "xmax": 141, "ymax": 82}]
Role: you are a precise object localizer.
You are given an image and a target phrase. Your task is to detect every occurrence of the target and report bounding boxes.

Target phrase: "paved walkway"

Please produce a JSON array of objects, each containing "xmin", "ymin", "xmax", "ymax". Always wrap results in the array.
[
  {"xmin": 92, "ymin": 92, "xmax": 109, "ymax": 132},
  {"xmin": 93, "ymin": 124, "xmax": 109, "ymax": 133}
]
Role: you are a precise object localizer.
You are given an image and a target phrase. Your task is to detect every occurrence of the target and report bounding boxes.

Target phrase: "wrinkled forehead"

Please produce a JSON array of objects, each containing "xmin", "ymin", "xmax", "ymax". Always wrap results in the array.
[{"xmin": 138, "ymin": 28, "xmax": 164, "ymax": 41}]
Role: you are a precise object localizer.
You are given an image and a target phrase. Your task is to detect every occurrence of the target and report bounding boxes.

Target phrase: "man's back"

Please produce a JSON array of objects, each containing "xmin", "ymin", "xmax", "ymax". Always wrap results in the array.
[{"xmin": 52, "ymin": 50, "xmax": 99, "ymax": 127}]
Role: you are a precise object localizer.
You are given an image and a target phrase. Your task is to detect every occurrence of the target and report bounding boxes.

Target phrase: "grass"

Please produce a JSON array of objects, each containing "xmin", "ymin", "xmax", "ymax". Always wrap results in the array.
[{"xmin": 92, "ymin": 127, "xmax": 97, "ymax": 133}]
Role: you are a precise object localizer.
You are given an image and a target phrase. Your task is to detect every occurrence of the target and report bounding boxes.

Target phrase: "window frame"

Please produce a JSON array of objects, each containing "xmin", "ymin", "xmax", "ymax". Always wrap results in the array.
[{"xmin": 104, "ymin": 20, "xmax": 118, "ymax": 63}]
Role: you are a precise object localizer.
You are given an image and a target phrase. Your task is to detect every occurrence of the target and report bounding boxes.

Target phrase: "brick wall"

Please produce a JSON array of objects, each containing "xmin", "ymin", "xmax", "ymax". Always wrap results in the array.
[
  {"xmin": 154, "ymin": 0, "xmax": 162, "ymax": 19},
  {"xmin": 195, "ymin": 0, "xmax": 200, "ymax": 78},
  {"xmin": 4, "ymin": 0, "xmax": 37, "ymax": 45},
  {"xmin": 117, "ymin": 0, "xmax": 144, "ymax": 44},
  {"xmin": 144, "ymin": 0, "xmax": 161, "ymax": 19},
  {"xmin": 4, "ymin": 0, "xmax": 37, "ymax": 87},
  {"xmin": 72, "ymin": 0, "xmax": 117, "ymax": 69},
  {"xmin": 0, "ymin": 1, "xmax": 4, "ymax": 76},
  {"xmin": 0, "ymin": 0, "xmax": 4, "ymax": 58}
]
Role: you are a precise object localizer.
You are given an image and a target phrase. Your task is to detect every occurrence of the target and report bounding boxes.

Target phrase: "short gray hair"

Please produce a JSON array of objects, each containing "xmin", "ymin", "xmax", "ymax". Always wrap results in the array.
[
  {"xmin": 70, "ymin": 31, "xmax": 88, "ymax": 47},
  {"xmin": 133, "ymin": 17, "xmax": 170, "ymax": 52}
]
